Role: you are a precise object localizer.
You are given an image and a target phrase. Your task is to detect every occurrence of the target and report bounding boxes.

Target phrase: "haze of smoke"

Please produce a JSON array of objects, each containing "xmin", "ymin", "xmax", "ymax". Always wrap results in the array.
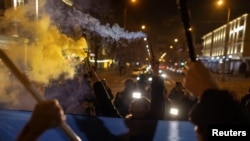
[
  {"xmin": 47, "ymin": 0, "xmax": 147, "ymax": 42},
  {"xmin": 0, "ymin": 0, "xmax": 144, "ymax": 112},
  {"xmin": 3, "ymin": 2, "xmax": 89, "ymax": 84},
  {"xmin": 0, "ymin": 63, "xmax": 36, "ymax": 110},
  {"xmin": 0, "ymin": 67, "xmax": 15, "ymax": 107},
  {"xmin": 0, "ymin": 1, "xmax": 89, "ymax": 109}
]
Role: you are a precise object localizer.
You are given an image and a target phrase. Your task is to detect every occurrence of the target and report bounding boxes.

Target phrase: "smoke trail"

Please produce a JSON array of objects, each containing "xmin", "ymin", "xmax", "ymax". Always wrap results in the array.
[{"xmin": 46, "ymin": 0, "xmax": 146, "ymax": 42}]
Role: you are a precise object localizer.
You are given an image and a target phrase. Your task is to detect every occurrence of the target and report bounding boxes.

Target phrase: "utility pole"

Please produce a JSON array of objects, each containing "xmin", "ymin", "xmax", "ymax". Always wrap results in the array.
[{"xmin": 221, "ymin": 7, "xmax": 231, "ymax": 82}]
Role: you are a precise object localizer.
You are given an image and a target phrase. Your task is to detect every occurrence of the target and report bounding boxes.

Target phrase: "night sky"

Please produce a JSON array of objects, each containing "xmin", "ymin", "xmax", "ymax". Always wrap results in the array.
[
  {"xmin": 1, "ymin": 0, "xmax": 249, "ymax": 44},
  {"xmin": 124, "ymin": 0, "xmax": 250, "ymax": 44},
  {"xmin": 67, "ymin": 0, "xmax": 249, "ymax": 58}
]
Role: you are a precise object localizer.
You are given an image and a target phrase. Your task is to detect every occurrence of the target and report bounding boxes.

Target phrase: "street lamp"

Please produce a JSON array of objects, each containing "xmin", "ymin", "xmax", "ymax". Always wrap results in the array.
[
  {"xmin": 124, "ymin": 0, "xmax": 137, "ymax": 29},
  {"xmin": 141, "ymin": 25, "xmax": 146, "ymax": 30},
  {"xmin": 174, "ymin": 38, "xmax": 178, "ymax": 43},
  {"xmin": 217, "ymin": 0, "xmax": 231, "ymax": 81},
  {"xmin": 173, "ymin": 38, "xmax": 182, "ymax": 69}
]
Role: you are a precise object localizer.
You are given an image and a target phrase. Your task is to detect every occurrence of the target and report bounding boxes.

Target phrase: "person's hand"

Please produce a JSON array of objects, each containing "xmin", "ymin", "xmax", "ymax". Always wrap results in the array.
[
  {"xmin": 27, "ymin": 99, "xmax": 66, "ymax": 135},
  {"xmin": 184, "ymin": 61, "xmax": 219, "ymax": 98},
  {"xmin": 16, "ymin": 99, "xmax": 66, "ymax": 141}
]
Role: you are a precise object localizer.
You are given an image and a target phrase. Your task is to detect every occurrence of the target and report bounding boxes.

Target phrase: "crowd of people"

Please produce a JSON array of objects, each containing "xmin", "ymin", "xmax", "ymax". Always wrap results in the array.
[{"xmin": 14, "ymin": 59, "xmax": 250, "ymax": 141}]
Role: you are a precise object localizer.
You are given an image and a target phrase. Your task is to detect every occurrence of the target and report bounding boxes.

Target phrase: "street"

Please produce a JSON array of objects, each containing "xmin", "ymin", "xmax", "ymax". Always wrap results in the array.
[
  {"xmin": 97, "ymin": 67, "xmax": 250, "ymax": 101},
  {"xmin": 2, "ymin": 65, "xmax": 248, "ymax": 112}
]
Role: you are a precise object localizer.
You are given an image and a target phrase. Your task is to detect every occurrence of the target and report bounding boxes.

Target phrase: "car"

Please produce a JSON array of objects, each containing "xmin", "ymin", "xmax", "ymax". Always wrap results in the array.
[
  {"xmin": 136, "ymin": 69, "xmax": 168, "ymax": 84},
  {"xmin": 131, "ymin": 68, "xmax": 143, "ymax": 76},
  {"xmin": 136, "ymin": 71, "xmax": 153, "ymax": 87}
]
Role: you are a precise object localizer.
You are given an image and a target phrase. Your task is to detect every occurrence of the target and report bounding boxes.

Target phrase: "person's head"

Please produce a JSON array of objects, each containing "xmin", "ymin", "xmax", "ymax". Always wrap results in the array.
[
  {"xmin": 81, "ymin": 101, "xmax": 96, "ymax": 116},
  {"xmin": 124, "ymin": 79, "xmax": 136, "ymax": 91},
  {"xmin": 189, "ymin": 89, "xmax": 249, "ymax": 141},
  {"xmin": 128, "ymin": 96, "xmax": 151, "ymax": 119},
  {"xmin": 176, "ymin": 82, "xmax": 182, "ymax": 87}
]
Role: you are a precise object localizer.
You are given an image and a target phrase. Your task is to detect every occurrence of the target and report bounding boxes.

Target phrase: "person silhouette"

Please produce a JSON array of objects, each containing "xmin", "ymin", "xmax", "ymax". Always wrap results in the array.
[
  {"xmin": 185, "ymin": 61, "xmax": 249, "ymax": 141},
  {"xmin": 114, "ymin": 79, "xmax": 137, "ymax": 117},
  {"xmin": 125, "ymin": 96, "xmax": 151, "ymax": 119}
]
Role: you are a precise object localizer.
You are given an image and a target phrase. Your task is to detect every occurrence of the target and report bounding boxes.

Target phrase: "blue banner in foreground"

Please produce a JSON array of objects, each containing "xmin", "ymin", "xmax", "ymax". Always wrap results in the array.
[{"xmin": 0, "ymin": 110, "xmax": 197, "ymax": 141}]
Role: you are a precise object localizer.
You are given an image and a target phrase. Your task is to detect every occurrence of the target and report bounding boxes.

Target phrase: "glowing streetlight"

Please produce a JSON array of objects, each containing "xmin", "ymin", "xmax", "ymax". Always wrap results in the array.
[
  {"xmin": 217, "ymin": 0, "xmax": 223, "ymax": 6},
  {"xmin": 141, "ymin": 25, "xmax": 146, "ymax": 30},
  {"xmin": 174, "ymin": 38, "xmax": 178, "ymax": 43},
  {"xmin": 160, "ymin": 52, "xmax": 167, "ymax": 59}
]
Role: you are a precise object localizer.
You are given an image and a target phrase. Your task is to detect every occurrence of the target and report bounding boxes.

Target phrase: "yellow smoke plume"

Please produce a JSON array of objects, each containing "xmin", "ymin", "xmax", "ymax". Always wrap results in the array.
[
  {"xmin": 0, "ymin": 0, "xmax": 90, "ymax": 109},
  {"xmin": 2, "ymin": 2, "xmax": 88, "ymax": 84}
]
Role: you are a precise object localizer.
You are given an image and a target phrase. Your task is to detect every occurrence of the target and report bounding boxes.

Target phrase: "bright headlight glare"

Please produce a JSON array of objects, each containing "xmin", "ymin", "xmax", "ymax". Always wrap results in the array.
[
  {"xmin": 136, "ymin": 77, "xmax": 140, "ymax": 80},
  {"xmin": 161, "ymin": 73, "xmax": 167, "ymax": 78},
  {"xmin": 133, "ymin": 92, "xmax": 141, "ymax": 99},
  {"xmin": 148, "ymin": 77, "xmax": 152, "ymax": 81},
  {"xmin": 170, "ymin": 107, "xmax": 179, "ymax": 115}
]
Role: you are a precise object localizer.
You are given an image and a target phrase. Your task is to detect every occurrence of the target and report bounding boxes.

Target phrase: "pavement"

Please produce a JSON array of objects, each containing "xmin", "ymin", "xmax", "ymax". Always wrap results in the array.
[
  {"xmin": 212, "ymin": 73, "xmax": 250, "ymax": 100},
  {"xmin": 97, "ymin": 67, "xmax": 135, "ymax": 96},
  {"xmin": 97, "ymin": 67, "xmax": 250, "ymax": 101}
]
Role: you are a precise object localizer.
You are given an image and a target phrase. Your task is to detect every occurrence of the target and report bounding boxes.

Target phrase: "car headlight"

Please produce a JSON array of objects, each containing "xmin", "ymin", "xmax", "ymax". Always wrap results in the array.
[
  {"xmin": 161, "ymin": 73, "xmax": 167, "ymax": 78},
  {"xmin": 132, "ymin": 92, "xmax": 141, "ymax": 99},
  {"xmin": 148, "ymin": 77, "xmax": 152, "ymax": 81},
  {"xmin": 136, "ymin": 76, "xmax": 140, "ymax": 80},
  {"xmin": 169, "ymin": 107, "xmax": 179, "ymax": 116}
]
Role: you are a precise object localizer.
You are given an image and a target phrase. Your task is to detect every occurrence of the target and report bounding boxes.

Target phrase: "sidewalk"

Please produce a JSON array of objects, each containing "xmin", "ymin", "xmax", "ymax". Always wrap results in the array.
[{"xmin": 212, "ymin": 73, "xmax": 250, "ymax": 100}]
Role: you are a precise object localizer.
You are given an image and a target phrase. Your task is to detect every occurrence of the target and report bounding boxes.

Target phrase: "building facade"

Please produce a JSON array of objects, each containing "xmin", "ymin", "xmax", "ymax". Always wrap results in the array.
[{"xmin": 200, "ymin": 13, "xmax": 250, "ymax": 74}]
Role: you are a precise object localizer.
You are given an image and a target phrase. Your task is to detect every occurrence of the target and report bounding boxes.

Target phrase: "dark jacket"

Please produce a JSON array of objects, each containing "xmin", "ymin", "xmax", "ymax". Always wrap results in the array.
[
  {"xmin": 189, "ymin": 89, "xmax": 249, "ymax": 141},
  {"xmin": 149, "ymin": 76, "xmax": 169, "ymax": 120}
]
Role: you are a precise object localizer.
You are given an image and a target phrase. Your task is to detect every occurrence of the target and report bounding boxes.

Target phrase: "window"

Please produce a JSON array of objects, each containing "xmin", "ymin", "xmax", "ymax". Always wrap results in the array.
[{"xmin": 237, "ymin": 44, "xmax": 241, "ymax": 53}]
